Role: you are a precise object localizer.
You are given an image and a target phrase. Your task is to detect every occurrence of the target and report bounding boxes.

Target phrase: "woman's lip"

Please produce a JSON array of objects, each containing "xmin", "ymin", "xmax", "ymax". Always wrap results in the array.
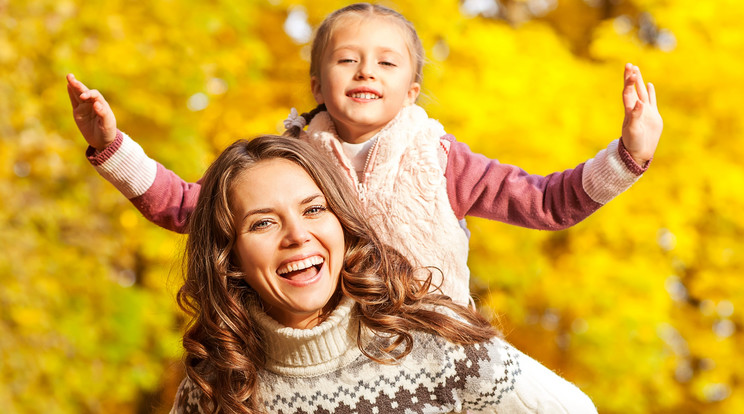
[
  {"xmin": 277, "ymin": 253, "xmax": 324, "ymax": 272},
  {"xmin": 281, "ymin": 261, "xmax": 325, "ymax": 287}
]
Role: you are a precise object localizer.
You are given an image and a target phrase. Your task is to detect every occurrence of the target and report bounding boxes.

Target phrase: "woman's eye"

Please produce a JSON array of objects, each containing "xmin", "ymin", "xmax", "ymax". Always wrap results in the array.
[
  {"xmin": 249, "ymin": 219, "xmax": 272, "ymax": 231},
  {"xmin": 305, "ymin": 205, "xmax": 327, "ymax": 216}
]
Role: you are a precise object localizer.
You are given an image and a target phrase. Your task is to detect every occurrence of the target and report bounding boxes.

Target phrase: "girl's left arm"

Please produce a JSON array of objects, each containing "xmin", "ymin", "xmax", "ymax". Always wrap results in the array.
[{"xmin": 443, "ymin": 134, "xmax": 646, "ymax": 229}]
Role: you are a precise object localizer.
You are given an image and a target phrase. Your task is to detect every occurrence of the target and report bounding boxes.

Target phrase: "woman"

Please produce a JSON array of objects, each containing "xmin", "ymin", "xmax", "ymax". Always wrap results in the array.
[{"xmin": 172, "ymin": 135, "xmax": 596, "ymax": 413}]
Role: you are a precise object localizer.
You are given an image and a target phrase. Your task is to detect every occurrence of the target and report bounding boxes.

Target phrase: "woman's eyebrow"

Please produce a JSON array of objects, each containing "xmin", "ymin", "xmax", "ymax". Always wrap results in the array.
[
  {"xmin": 301, "ymin": 193, "xmax": 325, "ymax": 205},
  {"xmin": 240, "ymin": 193, "xmax": 324, "ymax": 222},
  {"xmin": 241, "ymin": 207, "xmax": 273, "ymax": 224}
]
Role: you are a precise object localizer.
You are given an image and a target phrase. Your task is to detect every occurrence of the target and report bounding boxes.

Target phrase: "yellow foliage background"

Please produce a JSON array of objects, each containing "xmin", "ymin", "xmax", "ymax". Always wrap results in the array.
[{"xmin": 2, "ymin": 0, "xmax": 742, "ymax": 413}]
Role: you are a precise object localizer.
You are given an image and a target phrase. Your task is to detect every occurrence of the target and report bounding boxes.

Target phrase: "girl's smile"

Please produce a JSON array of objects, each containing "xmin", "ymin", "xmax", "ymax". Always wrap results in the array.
[{"xmin": 347, "ymin": 86, "xmax": 382, "ymax": 101}]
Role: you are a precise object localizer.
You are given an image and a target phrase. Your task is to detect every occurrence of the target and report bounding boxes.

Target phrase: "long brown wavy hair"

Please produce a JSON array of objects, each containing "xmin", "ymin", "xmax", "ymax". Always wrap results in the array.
[{"xmin": 177, "ymin": 135, "xmax": 499, "ymax": 413}]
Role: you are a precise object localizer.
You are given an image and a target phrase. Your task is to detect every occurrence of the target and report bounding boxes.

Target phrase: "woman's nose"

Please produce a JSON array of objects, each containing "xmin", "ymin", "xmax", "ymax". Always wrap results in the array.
[{"xmin": 281, "ymin": 218, "xmax": 311, "ymax": 247}]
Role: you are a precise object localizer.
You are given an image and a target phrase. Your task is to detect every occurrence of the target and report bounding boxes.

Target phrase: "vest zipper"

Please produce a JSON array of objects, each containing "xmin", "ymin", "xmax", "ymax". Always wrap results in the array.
[
  {"xmin": 357, "ymin": 138, "xmax": 379, "ymax": 203},
  {"xmin": 357, "ymin": 182, "xmax": 367, "ymax": 202}
]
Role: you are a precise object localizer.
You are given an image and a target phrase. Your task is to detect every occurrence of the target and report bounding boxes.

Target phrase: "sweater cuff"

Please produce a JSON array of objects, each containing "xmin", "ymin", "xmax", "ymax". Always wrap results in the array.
[
  {"xmin": 87, "ymin": 130, "xmax": 157, "ymax": 199},
  {"xmin": 617, "ymin": 138, "xmax": 651, "ymax": 175},
  {"xmin": 582, "ymin": 139, "xmax": 642, "ymax": 205}
]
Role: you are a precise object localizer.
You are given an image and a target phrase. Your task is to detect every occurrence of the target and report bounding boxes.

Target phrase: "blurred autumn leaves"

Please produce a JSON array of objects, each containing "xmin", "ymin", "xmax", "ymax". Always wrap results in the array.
[{"xmin": 1, "ymin": 0, "xmax": 742, "ymax": 413}]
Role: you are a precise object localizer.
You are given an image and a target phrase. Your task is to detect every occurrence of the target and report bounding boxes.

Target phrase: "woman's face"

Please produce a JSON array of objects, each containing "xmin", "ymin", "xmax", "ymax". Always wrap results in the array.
[{"xmin": 231, "ymin": 158, "xmax": 345, "ymax": 329}]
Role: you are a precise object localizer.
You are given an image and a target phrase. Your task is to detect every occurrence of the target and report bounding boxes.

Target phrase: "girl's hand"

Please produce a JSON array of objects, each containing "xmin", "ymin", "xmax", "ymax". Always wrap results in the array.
[
  {"xmin": 66, "ymin": 73, "xmax": 117, "ymax": 151},
  {"xmin": 621, "ymin": 63, "xmax": 663, "ymax": 166}
]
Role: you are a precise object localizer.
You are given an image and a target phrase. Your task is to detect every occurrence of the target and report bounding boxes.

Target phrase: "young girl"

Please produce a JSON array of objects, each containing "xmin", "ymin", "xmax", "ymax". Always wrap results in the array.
[
  {"xmin": 67, "ymin": 3, "xmax": 663, "ymax": 306},
  {"xmin": 170, "ymin": 134, "xmax": 598, "ymax": 413}
]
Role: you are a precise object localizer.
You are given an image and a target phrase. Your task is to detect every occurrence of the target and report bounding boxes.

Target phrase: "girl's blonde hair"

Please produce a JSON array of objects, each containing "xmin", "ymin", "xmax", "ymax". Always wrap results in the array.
[
  {"xmin": 178, "ymin": 135, "xmax": 498, "ymax": 413},
  {"xmin": 310, "ymin": 2, "xmax": 425, "ymax": 86}
]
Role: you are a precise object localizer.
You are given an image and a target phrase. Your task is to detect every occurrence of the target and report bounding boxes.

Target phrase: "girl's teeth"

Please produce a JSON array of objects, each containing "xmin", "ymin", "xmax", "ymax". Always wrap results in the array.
[
  {"xmin": 278, "ymin": 256, "xmax": 324, "ymax": 274},
  {"xmin": 351, "ymin": 93, "xmax": 379, "ymax": 99}
]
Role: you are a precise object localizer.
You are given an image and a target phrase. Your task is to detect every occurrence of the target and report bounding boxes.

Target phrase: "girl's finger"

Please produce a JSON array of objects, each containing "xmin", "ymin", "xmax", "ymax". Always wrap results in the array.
[
  {"xmin": 67, "ymin": 82, "xmax": 81, "ymax": 108},
  {"xmin": 81, "ymin": 89, "xmax": 103, "ymax": 102},
  {"xmin": 622, "ymin": 73, "xmax": 638, "ymax": 112},
  {"xmin": 634, "ymin": 66, "xmax": 650, "ymax": 103}
]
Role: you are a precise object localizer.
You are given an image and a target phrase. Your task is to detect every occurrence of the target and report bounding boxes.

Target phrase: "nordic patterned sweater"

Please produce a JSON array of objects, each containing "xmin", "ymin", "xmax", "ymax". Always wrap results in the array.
[
  {"xmin": 169, "ymin": 297, "xmax": 598, "ymax": 414},
  {"xmin": 87, "ymin": 105, "xmax": 647, "ymax": 305}
]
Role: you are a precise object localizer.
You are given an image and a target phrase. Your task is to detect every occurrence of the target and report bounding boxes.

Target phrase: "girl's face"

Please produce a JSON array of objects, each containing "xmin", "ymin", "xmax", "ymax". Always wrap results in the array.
[
  {"xmin": 312, "ymin": 15, "xmax": 420, "ymax": 144},
  {"xmin": 231, "ymin": 158, "xmax": 345, "ymax": 329}
]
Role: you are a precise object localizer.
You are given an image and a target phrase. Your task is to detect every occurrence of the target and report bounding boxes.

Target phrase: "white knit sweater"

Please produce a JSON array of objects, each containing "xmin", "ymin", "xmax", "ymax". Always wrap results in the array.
[{"xmin": 170, "ymin": 297, "xmax": 598, "ymax": 413}]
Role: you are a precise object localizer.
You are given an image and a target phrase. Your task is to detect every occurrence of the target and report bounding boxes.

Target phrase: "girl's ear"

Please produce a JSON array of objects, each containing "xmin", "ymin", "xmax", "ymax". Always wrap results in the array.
[
  {"xmin": 406, "ymin": 82, "xmax": 421, "ymax": 105},
  {"xmin": 311, "ymin": 76, "xmax": 325, "ymax": 105}
]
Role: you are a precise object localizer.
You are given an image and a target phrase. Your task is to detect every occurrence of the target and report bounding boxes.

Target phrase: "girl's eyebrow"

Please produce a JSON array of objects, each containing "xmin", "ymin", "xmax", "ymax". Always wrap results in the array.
[{"xmin": 331, "ymin": 45, "xmax": 404, "ymax": 56}]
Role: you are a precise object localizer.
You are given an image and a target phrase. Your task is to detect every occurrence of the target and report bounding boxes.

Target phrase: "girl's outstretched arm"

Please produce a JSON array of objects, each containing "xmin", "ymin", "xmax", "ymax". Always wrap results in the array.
[
  {"xmin": 620, "ymin": 63, "xmax": 663, "ymax": 166},
  {"xmin": 66, "ymin": 73, "xmax": 117, "ymax": 151},
  {"xmin": 67, "ymin": 74, "xmax": 199, "ymax": 234}
]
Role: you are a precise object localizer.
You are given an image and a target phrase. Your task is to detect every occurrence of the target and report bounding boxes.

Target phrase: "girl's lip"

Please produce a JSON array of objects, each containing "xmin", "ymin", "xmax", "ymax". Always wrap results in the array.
[{"xmin": 346, "ymin": 86, "xmax": 382, "ymax": 97}]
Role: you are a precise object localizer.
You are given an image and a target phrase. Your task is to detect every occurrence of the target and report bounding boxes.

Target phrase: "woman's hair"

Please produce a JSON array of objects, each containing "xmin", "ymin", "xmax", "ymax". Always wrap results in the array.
[
  {"xmin": 285, "ymin": 3, "xmax": 425, "ymax": 138},
  {"xmin": 178, "ymin": 135, "xmax": 498, "ymax": 413}
]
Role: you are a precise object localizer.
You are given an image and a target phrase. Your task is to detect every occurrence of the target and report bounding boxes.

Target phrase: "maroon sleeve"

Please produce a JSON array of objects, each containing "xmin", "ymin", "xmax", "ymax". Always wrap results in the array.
[
  {"xmin": 443, "ymin": 135, "xmax": 602, "ymax": 230},
  {"xmin": 130, "ymin": 164, "xmax": 201, "ymax": 234}
]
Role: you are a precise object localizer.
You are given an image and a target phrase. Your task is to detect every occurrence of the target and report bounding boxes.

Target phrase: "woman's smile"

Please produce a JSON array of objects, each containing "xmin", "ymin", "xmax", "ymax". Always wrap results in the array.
[{"xmin": 276, "ymin": 254, "xmax": 326, "ymax": 286}]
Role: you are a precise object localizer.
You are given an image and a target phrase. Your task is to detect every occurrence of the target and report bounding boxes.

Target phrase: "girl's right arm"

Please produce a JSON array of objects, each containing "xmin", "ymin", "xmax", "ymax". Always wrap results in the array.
[{"xmin": 68, "ymin": 75, "xmax": 199, "ymax": 233}]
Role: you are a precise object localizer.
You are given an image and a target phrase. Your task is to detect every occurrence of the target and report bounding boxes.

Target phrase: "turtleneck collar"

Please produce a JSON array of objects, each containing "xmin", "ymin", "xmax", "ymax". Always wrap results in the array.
[{"xmin": 248, "ymin": 297, "xmax": 364, "ymax": 378}]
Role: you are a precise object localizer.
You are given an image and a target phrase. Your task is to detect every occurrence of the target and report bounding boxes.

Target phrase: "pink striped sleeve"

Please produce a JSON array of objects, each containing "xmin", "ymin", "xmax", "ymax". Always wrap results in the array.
[
  {"xmin": 86, "ymin": 129, "xmax": 201, "ymax": 234},
  {"xmin": 443, "ymin": 135, "xmax": 645, "ymax": 229}
]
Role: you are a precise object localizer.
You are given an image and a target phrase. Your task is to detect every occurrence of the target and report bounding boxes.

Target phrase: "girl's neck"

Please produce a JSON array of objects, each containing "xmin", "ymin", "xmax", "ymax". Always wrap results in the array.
[{"xmin": 334, "ymin": 123, "xmax": 383, "ymax": 144}]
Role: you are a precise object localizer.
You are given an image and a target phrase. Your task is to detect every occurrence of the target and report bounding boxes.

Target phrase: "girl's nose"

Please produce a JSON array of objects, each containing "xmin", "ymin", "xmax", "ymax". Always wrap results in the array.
[
  {"xmin": 281, "ymin": 218, "xmax": 311, "ymax": 248},
  {"xmin": 355, "ymin": 60, "xmax": 375, "ymax": 80}
]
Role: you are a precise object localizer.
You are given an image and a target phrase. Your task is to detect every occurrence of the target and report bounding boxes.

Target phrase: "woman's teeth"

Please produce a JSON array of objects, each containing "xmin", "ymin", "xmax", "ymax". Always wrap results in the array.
[{"xmin": 277, "ymin": 256, "xmax": 324, "ymax": 275}]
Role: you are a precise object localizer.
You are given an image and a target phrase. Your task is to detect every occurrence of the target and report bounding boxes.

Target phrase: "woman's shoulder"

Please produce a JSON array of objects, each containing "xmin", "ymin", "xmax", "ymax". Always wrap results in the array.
[
  {"xmin": 409, "ymin": 331, "xmax": 598, "ymax": 412},
  {"xmin": 169, "ymin": 376, "xmax": 207, "ymax": 414}
]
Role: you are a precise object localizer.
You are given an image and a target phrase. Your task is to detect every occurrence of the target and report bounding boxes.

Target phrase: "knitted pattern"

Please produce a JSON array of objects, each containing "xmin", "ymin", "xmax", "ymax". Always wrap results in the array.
[{"xmin": 170, "ymin": 298, "xmax": 598, "ymax": 413}]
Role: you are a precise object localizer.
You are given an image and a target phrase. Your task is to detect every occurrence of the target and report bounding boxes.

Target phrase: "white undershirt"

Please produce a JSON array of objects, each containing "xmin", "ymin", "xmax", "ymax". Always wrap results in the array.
[{"xmin": 340, "ymin": 138, "xmax": 377, "ymax": 178}]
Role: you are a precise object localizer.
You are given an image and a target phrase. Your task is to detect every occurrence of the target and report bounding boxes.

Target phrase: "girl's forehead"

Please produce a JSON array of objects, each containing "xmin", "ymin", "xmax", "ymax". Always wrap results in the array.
[
  {"xmin": 330, "ymin": 14, "xmax": 407, "ymax": 41},
  {"xmin": 326, "ymin": 16, "xmax": 411, "ymax": 57}
]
